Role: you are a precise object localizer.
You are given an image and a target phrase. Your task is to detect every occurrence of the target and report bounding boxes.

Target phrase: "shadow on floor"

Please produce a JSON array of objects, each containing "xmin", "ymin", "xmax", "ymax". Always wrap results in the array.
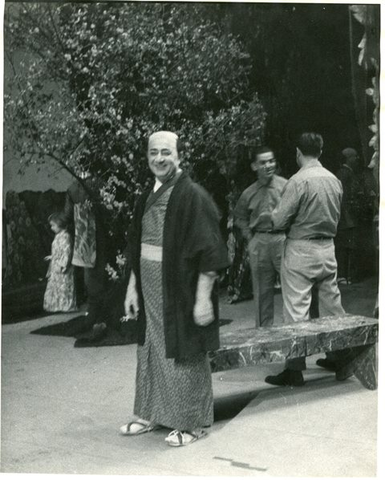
[{"xmin": 214, "ymin": 391, "xmax": 259, "ymax": 422}]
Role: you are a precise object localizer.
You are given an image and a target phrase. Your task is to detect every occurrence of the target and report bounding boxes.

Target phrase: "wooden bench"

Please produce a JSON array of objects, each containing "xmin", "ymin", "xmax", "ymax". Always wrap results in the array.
[{"xmin": 210, "ymin": 315, "xmax": 378, "ymax": 390}]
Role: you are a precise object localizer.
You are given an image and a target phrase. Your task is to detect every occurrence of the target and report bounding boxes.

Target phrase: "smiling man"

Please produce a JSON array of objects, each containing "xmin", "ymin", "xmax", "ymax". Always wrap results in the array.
[
  {"xmin": 147, "ymin": 131, "xmax": 181, "ymax": 183},
  {"xmin": 234, "ymin": 146, "xmax": 287, "ymax": 327},
  {"xmin": 120, "ymin": 131, "xmax": 229, "ymax": 447}
]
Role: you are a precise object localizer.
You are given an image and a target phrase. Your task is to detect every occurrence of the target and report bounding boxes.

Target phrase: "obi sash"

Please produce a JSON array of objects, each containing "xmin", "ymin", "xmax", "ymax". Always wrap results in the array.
[{"xmin": 141, "ymin": 243, "xmax": 163, "ymax": 262}]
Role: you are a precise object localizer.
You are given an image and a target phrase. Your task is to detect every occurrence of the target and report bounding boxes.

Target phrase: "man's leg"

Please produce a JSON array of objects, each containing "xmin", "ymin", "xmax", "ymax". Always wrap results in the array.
[
  {"xmin": 280, "ymin": 245, "xmax": 309, "ymax": 375},
  {"xmin": 271, "ymin": 232, "xmax": 285, "ymax": 298},
  {"xmin": 79, "ymin": 253, "xmax": 108, "ymax": 343},
  {"xmin": 85, "ymin": 268, "xmax": 106, "ymax": 323},
  {"xmin": 317, "ymin": 240, "xmax": 345, "ymax": 317},
  {"xmin": 316, "ymin": 276, "xmax": 345, "ymax": 369},
  {"xmin": 280, "ymin": 241, "xmax": 314, "ymax": 324},
  {"xmin": 257, "ymin": 265, "xmax": 276, "ymax": 327},
  {"xmin": 248, "ymin": 235, "xmax": 275, "ymax": 327},
  {"xmin": 265, "ymin": 240, "xmax": 315, "ymax": 386},
  {"xmin": 315, "ymin": 242, "xmax": 353, "ymax": 374},
  {"xmin": 74, "ymin": 266, "xmax": 86, "ymax": 306}
]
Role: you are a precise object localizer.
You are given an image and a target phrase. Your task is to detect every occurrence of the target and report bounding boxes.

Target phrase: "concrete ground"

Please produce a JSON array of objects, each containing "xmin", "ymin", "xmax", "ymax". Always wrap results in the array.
[{"xmin": 1, "ymin": 277, "xmax": 381, "ymax": 476}]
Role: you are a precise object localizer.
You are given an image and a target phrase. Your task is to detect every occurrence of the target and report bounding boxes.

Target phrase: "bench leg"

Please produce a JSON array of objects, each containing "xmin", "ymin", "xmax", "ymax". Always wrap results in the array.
[
  {"xmin": 338, "ymin": 344, "xmax": 377, "ymax": 390},
  {"xmin": 352, "ymin": 344, "xmax": 377, "ymax": 390}
]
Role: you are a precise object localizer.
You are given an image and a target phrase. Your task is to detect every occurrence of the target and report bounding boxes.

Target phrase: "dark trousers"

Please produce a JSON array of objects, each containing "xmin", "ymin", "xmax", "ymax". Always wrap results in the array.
[
  {"xmin": 335, "ymin": 228, "xmax": 357, "ymax": 281},
  {"xmin": 84, "ymin": 270, "xmax": 106, "ymax": 327},
  {"xmin": 78, "ymin": 249, "xmax": 108, "ymax": 329},
  {"xmin": 287, "ymin": 347, "xmax": 367, "ymax": 372}
]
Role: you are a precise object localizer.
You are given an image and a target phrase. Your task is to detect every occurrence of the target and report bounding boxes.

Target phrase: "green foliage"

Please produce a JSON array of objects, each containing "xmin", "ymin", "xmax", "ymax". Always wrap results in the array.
[{"xmin": 4, "ymin": 2, "xmax": 266, "ymax": 227}]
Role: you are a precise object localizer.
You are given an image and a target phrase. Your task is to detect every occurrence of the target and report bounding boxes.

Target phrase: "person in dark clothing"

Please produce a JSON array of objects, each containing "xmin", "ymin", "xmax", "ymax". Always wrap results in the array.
[
  {"xmin": 63, "ymin": 172, "xmax": 108, "ymax": 344},
  {"xmin": 120, "ymin": 131, "xmax": 229, "ymax": 446},
  {"xmin": 334, "ymin": 148, "xmax": 361, "ymax": 283}
]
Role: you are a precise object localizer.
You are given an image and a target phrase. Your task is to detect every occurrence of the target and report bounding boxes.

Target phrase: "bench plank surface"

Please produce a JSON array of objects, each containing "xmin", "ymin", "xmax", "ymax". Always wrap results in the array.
[{"xmin": 210, "ymin": 315, "xmax": 378, "ymax": 379}]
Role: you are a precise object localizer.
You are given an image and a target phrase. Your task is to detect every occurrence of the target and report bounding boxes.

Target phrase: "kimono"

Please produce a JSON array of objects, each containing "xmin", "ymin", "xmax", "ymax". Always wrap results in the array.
[
  {"xmin": 126, "ymin": 172, "xmax": 229, "ymax": 430},
  {"xmin": 64, "ymin": 179, "xmax": 99, "ymax": 268},
  {"xmin": 127, "ymin": 172, "xmax": 229, "ymax": 359},
  {"xmin": 43, "ymin": 230, "xmax": 77, "ymax": 312}
]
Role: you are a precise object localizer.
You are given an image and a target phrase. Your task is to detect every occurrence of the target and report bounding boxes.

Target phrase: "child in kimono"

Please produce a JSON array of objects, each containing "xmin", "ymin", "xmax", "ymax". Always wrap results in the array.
[{"xmin": 43, "ymin": 212, "xmax": 77, "ymax": 312}]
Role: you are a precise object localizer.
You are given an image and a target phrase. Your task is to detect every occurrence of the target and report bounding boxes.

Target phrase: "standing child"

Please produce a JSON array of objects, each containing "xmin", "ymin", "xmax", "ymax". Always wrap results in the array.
[{"xmin": 44, "ymin": 212, "xmax": 77, "ymax": 312}]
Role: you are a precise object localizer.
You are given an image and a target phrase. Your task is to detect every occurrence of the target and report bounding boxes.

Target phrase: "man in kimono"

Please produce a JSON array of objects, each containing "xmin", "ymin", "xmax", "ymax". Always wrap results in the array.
[
  {"xmin": 120, "ymin": 131, "xmax": 229, "ymax": 446},
  {"xmin": 234, "ymin": 146, "xmax": 287, "ymax": 327}
]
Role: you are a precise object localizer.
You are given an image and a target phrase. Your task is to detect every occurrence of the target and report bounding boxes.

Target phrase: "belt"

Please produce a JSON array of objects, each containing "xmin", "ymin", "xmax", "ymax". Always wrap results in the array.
[{"xmin": 253, "ymin": 230, "xmax": 284, "ymax": 235}]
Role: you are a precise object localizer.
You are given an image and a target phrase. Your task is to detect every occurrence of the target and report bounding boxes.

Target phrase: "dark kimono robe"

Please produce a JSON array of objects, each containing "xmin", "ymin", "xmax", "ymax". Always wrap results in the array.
[{"xmin": 126, "ymin": 172, "xmax": 229, "ymax": 361}]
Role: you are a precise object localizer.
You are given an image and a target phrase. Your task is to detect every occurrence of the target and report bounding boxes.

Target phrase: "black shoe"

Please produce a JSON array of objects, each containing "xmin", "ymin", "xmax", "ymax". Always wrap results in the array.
[
  {"xmin": 316, "ymin": 358, "xmax": 337, "ymax": 372},
  {"xmin": 265, "ymin": 369, "xmax": 305, "ymax": 387},
  {"xmin": 335, "ymin": 366, "xmax": 354, "ymax": 381}
]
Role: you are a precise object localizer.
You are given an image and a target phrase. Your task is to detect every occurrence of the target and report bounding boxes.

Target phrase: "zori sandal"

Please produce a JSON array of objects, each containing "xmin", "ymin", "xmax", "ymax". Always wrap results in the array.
[
  {"xmin": 119, "ymin": 419, "xmax": 158, "ymax": 436},
  {"xmin": 165, "ymin": 429, "xmax": 207, "ymax": 447}
]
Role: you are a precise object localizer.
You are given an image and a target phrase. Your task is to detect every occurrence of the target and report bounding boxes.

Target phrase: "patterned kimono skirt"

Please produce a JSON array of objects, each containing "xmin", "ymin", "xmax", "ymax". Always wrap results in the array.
[
  {"xmin": 43, "ymin": 230, "xmax": 77, "ymax": 312},
  {"xmin": 133, "ymin": 187, "xmax": 214, "ymax": 431}
]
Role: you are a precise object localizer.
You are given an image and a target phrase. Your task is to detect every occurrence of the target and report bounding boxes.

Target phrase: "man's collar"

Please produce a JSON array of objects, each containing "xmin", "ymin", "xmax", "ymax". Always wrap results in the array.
[
  {"xmin": 301, "ymin": 158, "xmax": 322, "ymax": 170},
  {"xmin": 153, "ymin": 178, "xmax": 163, "ymax": 192},
  {"xmin": 257, "ymin": 174, "xmax": 276, "ymax": 187},
  {"xmin": 153, "ymin": 168, "xmax": 183, "ymax": 192}
]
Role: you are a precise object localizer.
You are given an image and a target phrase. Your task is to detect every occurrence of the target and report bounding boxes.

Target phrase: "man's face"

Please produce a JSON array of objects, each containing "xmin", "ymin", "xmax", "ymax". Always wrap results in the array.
[
  {"xmin": 147, "ymin": 137, "xmax": 180, "ymax": 182},
  {"xmin": 251, "ymin": 151, "xmax": 276, "ymax": 181}
]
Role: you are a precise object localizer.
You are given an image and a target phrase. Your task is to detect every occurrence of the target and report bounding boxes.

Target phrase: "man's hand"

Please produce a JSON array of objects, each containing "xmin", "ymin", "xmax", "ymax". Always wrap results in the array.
[
  {"xmin": 44, "ymin": 255, "xmax": 52, "ymax": 261},
  {"xmin": 123, "ymin": 288, "xmax": 139, "ymax": 321},
  {"xmin": 194, "ymin": 296, "xmax": 214, "ymax": 327},
  {"xmin": 193, "ymin": 271, "xmax": 217, "ymax": 327},
  {"xmin": 123, "ymin": 272, "xmax": 139, "ymax": 321}
]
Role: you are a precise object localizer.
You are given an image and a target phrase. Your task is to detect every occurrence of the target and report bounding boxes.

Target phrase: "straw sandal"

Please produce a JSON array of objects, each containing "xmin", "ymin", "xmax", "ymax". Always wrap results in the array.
[
  {"xmin": 165, "ymin": 429, "xmax": 207, "ymax": 447},
  {"xmin": 120, "ymin": 419, "xmax": 158, "ymax": 436}
]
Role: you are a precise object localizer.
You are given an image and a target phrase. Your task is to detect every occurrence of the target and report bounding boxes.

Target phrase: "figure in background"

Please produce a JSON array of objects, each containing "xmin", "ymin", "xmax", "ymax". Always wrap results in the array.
[
  {"xmin": 43, "ymin": 212, "xmax": 77, "ymax": 312},
  {"xmin": 226, "ymin": 191, "xmax": 253, "ymax": 304},
  {"xmin": 63, "ymin": 171, "xmax": 108, "ymax": 344},
  {"xmin": 234, "ymin": 146, "xmax": 287, "ymax": 326},
  {"xmin": 121, "ymin": 131, "xmax": 229, "ymax": 446},
  {"xmin": 357, "ymin": 157, "xmax": 379, "ymax": 279},
  {"xmin": 261, "ymin": 133, "xmax": 356, "ymax": 386},
  {"xmin": 334, "ymin": 147, "xmax": 361, "ymax": 284}
]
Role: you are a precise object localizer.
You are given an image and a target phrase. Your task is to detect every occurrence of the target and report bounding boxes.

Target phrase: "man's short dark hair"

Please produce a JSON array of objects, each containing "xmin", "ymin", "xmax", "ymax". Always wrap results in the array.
[
  {"xmin": 297, "ymin": 133, "xmax": 324, "ymax": 157},
  {"xmin": 252, "ymin": 146, "xmax": 274, "ymax": 163}
]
